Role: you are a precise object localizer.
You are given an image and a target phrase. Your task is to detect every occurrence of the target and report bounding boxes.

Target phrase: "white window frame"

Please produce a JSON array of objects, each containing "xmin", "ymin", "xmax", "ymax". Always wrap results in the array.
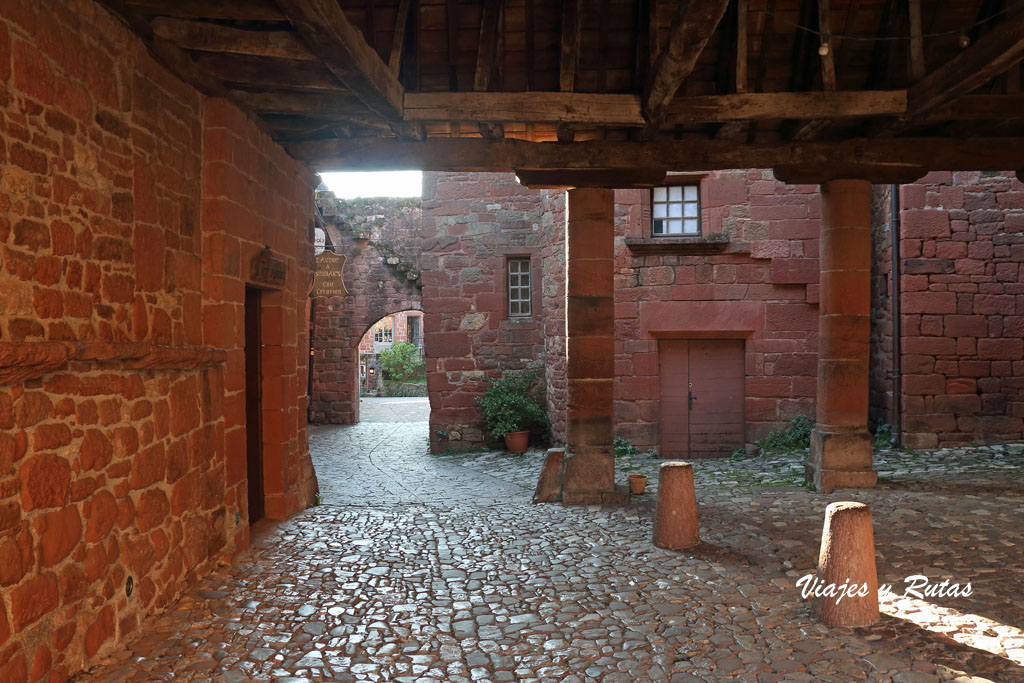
[
  {"xmin": 507, "ymin": 258, "xmax": 532, "ymax": 318},
  {"xmin": 651, "ymin": 184, "xmax": 700, "ymax": 236},
  {"xmin": 373, "ymin": 318, "xmax": 393, "ymax": 343}
]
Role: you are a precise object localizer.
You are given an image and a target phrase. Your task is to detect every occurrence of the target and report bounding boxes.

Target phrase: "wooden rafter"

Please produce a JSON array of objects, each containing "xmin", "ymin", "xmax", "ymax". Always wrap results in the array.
[
  {"xmin": 124, "ymin": 0, "xmax": 284, "ymax": 21},
  {"xmin": 388, "ymin": 0, "xmax": 413, "ymax": 75},
  {"xmin": 474, "ymin": 0, "xmax": 505, "ymax": 139},
  {"xmin": 150, "ymin": 18, "xmax": 316, "ymax": 60},
  {"xmin": 277, "ymin": 0, "xmax": 404, "ymax": 121},
  {"xmin": 907, "ymin": 0, "xmax": 926, "ymax": 82},
  {"xmin": 287, "ymin": 136, "xmax": 1024, "ymax": 175},
  {"xmin": 817, "ymin": 0, "xmax": 836, "ymax": 91},
  {"xmin": 191, "ymin": 53, "xmax": 341, "ymax": 91},
  {"xmin": 446, "ymin": 0, "xmax": 459, "ymax": 90},
  {"xmin": 557, "ymin": 0, "xmax": 582, "ymax": 142},
  {"xmin": 643, "ymin": 0, "xmax": 730, "ymax": 128},
  {"xmin": 883, "ymin": 10, "xmax": 1024, "ymax": 135},
  {"xmin": 405, "ymin": 90, "xmax": 911, "ymax": 125}
]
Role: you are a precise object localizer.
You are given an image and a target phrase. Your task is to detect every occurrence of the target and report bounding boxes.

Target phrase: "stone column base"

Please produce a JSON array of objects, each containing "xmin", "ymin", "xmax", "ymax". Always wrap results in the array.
[
  {"xmin": 562, "ymin": 449, "xmax": 628, "ymax": 505},
  {"xmin": 806, "ymin": 428, "xmax": 877, "ymax": 494}
]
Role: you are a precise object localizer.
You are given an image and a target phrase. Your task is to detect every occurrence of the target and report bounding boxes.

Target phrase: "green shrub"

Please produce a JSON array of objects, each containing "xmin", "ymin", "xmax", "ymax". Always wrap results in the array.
[
  {"xmin": 378, "ymin": 342, "xmax": 425, "ymax": 382},
  {"xmin": 475, "ymin": 370, "xmax": 549, "ymax": 439},
  {"xmin": 756, "ymin": 414, "xmax": 814, "ymax": 454},
  {"xmin": 872, "ymin": 423, "xmax": 893, "ymax": 450},
  {"xmin": 613, "ymin": 437, "xmax": 639, "ymax": 458}
]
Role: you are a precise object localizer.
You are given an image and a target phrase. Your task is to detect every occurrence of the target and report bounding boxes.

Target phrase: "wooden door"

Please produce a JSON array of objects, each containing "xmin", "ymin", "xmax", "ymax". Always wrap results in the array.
[
  {"xmin": 244, "ymin": 286, "xmax": 264, "ymax": 523},
  {"xmin": 658, "ymin": 340, "xmax": 745, "ymax": 458}
]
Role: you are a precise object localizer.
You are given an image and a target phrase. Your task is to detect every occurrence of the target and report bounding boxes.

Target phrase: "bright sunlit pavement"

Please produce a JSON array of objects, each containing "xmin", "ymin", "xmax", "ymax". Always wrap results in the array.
[{"xmin": 319, "ymin": 171, "xmax": 422, "ymax": 199}]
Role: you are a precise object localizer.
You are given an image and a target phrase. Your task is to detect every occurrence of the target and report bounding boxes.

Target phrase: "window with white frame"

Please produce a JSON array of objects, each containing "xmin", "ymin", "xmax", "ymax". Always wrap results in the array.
[
  {"xmin": 652, "ymin": 184, "xmax": 700, "ymax": 236},
  {"xmin": 373, "ymin": 317, "xmax": 393, "ymax": 343},
  {"xmin": 507, "ymin": 258, "xmax": 532, "ymax": 317}
]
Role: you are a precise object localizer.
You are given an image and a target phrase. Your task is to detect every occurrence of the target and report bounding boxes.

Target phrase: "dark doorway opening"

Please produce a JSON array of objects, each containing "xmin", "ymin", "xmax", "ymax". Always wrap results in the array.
[{"xmin": 245, "ymin": 286, "xmax": 265, "ymax": 523}]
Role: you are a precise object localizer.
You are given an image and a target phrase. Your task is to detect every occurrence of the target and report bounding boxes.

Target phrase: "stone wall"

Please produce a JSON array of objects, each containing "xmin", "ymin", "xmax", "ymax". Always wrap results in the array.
[
  {"xmin": 612, "ymin": 171, "xmax": 821, "ymax": 451},
  {"xmin": 0, "ymin": 1, "xmax": 316, "ymax": 677},
  {"xmin": 872, "ymin": 172, "xmax": 1024, "ymax": 448},
  {"xmin": 310, "ymin": 194, "xmax": 422, "ymax": 424},
  {"xmin": 421, "ymin": 172, "xmax": 561, "ymax": 452}
]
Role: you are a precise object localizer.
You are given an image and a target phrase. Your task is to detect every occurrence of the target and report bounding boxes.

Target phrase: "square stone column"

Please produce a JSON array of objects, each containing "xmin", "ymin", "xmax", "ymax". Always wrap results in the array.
[
  {"xmin": 562, "ymin": 188, "xmax": 620, "ymax": 504},
  {"xmin": 807, "ymin": 179, "xmax": 878, "ymax": 493}
]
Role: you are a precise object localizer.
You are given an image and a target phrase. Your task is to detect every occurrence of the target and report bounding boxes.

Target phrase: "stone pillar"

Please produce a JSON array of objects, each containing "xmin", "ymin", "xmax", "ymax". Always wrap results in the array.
[
  {"xmin": 562, "ymin": 188, "xmax": 619, "ymax": 504},
  {"xmin": 816, "ymin": 502, "xmax": 879, "ymax": 626},
  {"xmin": 653, "ymin": 461, "xmax": 700, "ymax": 549},
  {"xmin": 807, "ymin": 179, "xmax": 878, "ymax": 493}
]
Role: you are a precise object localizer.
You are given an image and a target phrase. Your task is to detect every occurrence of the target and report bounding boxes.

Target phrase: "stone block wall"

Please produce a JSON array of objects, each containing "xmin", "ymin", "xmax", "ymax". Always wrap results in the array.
[
  {"xmin": 422, "ymin": 172, "xmax": 561, "ymax": 452},
  {"xmin": 871, "ymin": 171, "xmax": 1024, "ymax": 448},
  {"xmin": 0, "ymin": 1, "xmax": 317, "ymax": 678},
  {"xmin": 310, "ymin": 194, "xmax": 422, "ymax": 424},
  {"xmin": 612, "ymin": 171, "xmax": 822, "ymax": 451}
]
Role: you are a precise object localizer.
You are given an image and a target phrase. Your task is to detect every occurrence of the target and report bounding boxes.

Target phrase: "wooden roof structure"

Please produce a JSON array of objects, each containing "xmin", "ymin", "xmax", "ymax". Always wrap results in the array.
[{"xmin": 105, "ymin": 0, "xmax": 1024, "ymax": 179}]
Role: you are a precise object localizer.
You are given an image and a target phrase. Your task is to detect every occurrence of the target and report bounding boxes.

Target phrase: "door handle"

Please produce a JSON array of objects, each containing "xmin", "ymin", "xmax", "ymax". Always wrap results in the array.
[{"xmin": 688, "ymin": 391, "xmax": 696, "ymax": 409}]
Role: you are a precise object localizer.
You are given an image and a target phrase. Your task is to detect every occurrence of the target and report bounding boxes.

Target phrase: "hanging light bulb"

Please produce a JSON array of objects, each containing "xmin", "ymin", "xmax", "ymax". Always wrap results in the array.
[
  {"xmin": 958, "ymin": 31, "xmax": 971, "ymax": 48},
  {"xmin": 818, "ymin": 37, "xmax": 831, "ymax": 56}
]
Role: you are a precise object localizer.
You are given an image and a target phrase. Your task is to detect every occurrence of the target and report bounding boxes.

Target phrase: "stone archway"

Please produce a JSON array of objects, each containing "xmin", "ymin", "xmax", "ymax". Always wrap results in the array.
[{"xmin": 309, "ymin": 192, "xmax": 423, "ymax": 424}]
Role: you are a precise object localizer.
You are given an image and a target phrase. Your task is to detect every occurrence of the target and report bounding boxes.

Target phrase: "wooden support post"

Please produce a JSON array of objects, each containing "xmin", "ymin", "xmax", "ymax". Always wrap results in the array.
[
  {"xmin": 816, "ymin": 502, "xmax": 880, "ymax": 626},
  {"xmin": 653, "ymin": 462, "xmax": 700, "ymax": 549}
]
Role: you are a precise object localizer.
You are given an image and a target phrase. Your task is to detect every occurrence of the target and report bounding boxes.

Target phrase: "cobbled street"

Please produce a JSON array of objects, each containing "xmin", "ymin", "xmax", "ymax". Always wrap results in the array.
[{"xmin": 82, "ymin": 398, "xmax": 1024, "ymax": 682}]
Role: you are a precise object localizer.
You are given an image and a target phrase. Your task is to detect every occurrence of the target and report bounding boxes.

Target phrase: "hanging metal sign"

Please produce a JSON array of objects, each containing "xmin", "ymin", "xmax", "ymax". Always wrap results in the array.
[{"xmin": 312, "ymin": 251, "xmax": 348, "ymax": 298}]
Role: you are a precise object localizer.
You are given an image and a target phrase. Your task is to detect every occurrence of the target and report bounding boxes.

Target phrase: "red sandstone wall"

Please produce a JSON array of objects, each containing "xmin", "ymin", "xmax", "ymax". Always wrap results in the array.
[
  {"xmin": 874, "ymin": 171, "xmax": 1024, "ymax": 448},
  {"xmin": 310, "ymin": 193, "xmax": 422, "ymax": 423},
  {"xmin": 422, "ymin": 172, "xmax": 560, "ymax": 452},
  {"xmin": 0, "ymin": 1, "xmax": 316, "ymax": 678},
  {"xmin": 540, "ymin": 190, "xmax": 567, "ymax": 443},
  {"xmin": 613, "ymin": 171, "xmax": 821, "ymax": 450}
]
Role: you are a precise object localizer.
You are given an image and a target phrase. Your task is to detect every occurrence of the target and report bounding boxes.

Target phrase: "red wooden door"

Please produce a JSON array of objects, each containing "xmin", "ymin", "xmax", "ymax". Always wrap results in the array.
[
  {"xmin": 659, "ymin": 340, "xmax": 745, "ymax": 458},
  {"xmin": 658, "ymin": 340, "xmax": 690, "ymax": 458}
]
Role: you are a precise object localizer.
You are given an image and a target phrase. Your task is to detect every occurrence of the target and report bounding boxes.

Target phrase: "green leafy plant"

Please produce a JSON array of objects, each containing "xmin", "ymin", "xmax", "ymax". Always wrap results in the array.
[
  {"xmin": 872, "ymin": 423, "xmax": 893, "ymax": 450},
  {"xmin": 614, "ymin": 437, "xmax": 639, "ymax": 458},
  {"xmin": 378, "ymin": 342, "xmax": 425, "ymax": 382},
  {"xmin": 755, "ymin": 415, "xmax": 814, "ymax": 454},
  {"xmin": 475, "ymin": 370, "xmax": 549, "ymax": 440}
]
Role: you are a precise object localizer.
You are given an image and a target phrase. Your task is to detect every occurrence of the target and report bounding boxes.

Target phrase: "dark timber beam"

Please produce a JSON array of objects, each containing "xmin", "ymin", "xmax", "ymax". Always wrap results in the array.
[
  {"xmin": 276, "ymin": 0, "xmax": 404, "ymax": 120},
  {"xmin": 388, "ymin": 0, "xmax": 413, "ymax": 75},
  {"xmin": 286, "ymin": 136, "xmax": 1024, "ymax": 175},
  {"xmin": 882, "ymin": 10, "xmax": 1024, "ymax": 135},
  {"xmin": 150, "ymin": 17, "xmax": 316, "ymax": 60},
  {"xmin": 95, "ymin": 0, "xmax": 231, "ymax": 98},
  {"xmin": 643, "ymin": 0, "xmax": 730, "ymax": 129},
  {"xmin": 125, "ymin": 0, "xmax": 285, "ymax": 21},
  {"xmin": 404, "ymin": 90, "xmax": 910, "ymax": 125},
  {"xmin": 515, "ymin": 168, "xmax": 667, "ymax": 189},
  {"xmin": 474, "ymin": 0, "xmax": 505, "ymax": 139},
  {"xmin": 557, "ymin": 0, "xmax": 582, "ymax": 142}
]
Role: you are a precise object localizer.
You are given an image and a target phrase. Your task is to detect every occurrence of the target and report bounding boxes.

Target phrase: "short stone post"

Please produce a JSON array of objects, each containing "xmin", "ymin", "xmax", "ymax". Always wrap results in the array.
[
  {"xmin": 816, "ymin": 501, "xmax": 879, "ymax": 626},
  {"xmin": 533, "ymin": 448, "xmax": 565, "ymax": 503},
  {"xmin": 653, "ymin": 461, "xmax": 700, "ymax": 550}
]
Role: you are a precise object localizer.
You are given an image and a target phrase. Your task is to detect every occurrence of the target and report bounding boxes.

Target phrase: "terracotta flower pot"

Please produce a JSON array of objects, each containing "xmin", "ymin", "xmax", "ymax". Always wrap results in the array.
[
  {"xmin": 504, "ymin": 430, "xmax": 529, "ymax": 454},
  {"xmin": 628, "ymin": 474, "xmax": 648, "ymax": 495}
]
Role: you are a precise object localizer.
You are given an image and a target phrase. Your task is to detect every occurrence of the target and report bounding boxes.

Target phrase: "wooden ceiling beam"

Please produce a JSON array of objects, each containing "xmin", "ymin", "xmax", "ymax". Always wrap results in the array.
[
  {"xmin": 557, "ymin": 0, "xmax": 582, "ymax": 142},
  {"xmin": 276, "ymin": 0, "xmax": 404, "ymax": 121},
  {"xmin": 474, "ymin": 0, "xmax": 505, "ymax": 140},
  {"xmin": 404, "ymin": 90, "xmax": 909, "ymax": 125},
  {"xmin": 190, "ymin": 53, "xmax": 341, "ymax": 91},
  {"xmin": 125, "ymin": 0, "xmax": 285, "ymax": 21},
  {"xmin": 151, "ymin": 17, "xmax": 315, "ymax": 60},
  {"xmin": 96, "ymin": 0, "xmax": 230, "ymax": 98},
  {"xmin": 388, "ymin": 0, "xmax": 413, "ymax": 75},
  {"xmin": 643, "ymin": 0, "xmax": 730, "ymax": 129},
  {"xmin": 287, "ymin": 136, "xmax": 1024, "ymax": 175}
]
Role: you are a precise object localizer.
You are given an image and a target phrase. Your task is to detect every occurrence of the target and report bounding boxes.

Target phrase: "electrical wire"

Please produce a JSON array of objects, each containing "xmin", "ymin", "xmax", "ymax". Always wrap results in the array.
[{"xmin": 764, "ymin": 0, "xmax": 1024, "ymax": 42}]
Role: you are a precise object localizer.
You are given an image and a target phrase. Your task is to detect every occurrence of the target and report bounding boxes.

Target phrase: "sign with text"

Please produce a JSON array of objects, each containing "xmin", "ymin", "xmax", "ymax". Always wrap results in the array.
[
  {"xmin": 312, "ymin": 251, "xmax": 348, "ymax": 298},
  {"xmin": 249, "ymin": 247, "xmax": 287, "ymax": 288}
]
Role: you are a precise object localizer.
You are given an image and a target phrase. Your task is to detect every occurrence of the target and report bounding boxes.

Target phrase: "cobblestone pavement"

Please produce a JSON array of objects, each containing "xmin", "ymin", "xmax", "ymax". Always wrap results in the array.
[{"xmin": 81, "ymin": 407, "xmax": 1024, "ymax": 682}]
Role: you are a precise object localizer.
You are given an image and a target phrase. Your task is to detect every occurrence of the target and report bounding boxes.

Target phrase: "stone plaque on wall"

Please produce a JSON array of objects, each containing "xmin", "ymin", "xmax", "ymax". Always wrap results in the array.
[
  {"xmin": 313, "ymin": 251, "xmax": 348, "ymax": 298},
  {"xmin": 250, "ymin": 247, "xmax": 287, "ymax": 288}
]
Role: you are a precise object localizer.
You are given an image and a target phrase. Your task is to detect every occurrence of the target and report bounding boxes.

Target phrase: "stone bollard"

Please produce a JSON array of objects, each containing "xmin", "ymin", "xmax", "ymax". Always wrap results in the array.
[
  {"xmin": 533, "ymin": 448, "xmax": 565, "ymax": 503},
  {"xmin": 816, "ymin": 501, "xmax": 879, "ymax": 627},
  {"xmin": 653, "ymin": 461, "xmax": 700, "ymax": 550}
]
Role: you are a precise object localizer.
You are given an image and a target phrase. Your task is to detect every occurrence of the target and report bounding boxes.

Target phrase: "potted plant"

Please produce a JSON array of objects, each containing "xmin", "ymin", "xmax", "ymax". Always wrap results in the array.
[
  {"xmin": 628, "ymin": 474, "xmax": 648, "ymax": 495},
  {"xmin": 475, "ymin": 370, "xmax": 549, "ymax": 454}
]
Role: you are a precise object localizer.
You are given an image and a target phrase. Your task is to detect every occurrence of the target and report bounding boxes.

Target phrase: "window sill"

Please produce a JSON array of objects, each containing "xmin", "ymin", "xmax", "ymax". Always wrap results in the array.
[{"xmin": 624, "ymin": 237, "xmax": 750, "ymax": 255}]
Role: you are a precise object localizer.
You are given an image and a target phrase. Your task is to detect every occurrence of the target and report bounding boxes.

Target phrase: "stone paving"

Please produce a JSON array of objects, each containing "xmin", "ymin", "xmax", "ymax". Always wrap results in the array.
[{"xmin": 79, "ymin": 399, "xmax": 1024, "ymax": 682}]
